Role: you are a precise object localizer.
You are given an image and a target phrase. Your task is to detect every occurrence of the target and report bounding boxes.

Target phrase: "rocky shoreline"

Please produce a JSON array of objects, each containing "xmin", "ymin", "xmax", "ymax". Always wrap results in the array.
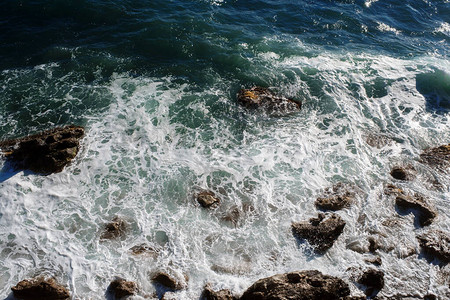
[{"xmin": 2, "ymin": 88, "xmax": 449, "ymax": 299}]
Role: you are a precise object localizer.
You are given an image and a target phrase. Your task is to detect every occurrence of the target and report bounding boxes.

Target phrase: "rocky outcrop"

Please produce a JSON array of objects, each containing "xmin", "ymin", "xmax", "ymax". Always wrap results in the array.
[
  {"xmin": 100, "ymin": 216, "xmax": 127, "ymax": 240},
  {"xmin": 417, "ymin": 230, "xmax": 450, "ymax": 263},
  {"xmin": 129, "ymin": 244, "xmax": 160, "ymax": 258},
  {"xmin": 151, "ymin": 271, "xmax": 188, "ymax": 291},
  {"xmin": 390, "ymin": 166, "xmax": 416, "ymax": 181},
  {"xmin": 237, "ymin": 87, "xmax": 301, "ymax": 112},
  {"xmin": 0, "ymin": 125, "xmax": 84, "ymax": 174},
  {"xmin": 108, "ymin": 278, "xmax": 137, "ymax": 299},
  {"xmin": 357, "ymin": 269, "xmax": 384, "ymax": 297},
  {"xmin": 11, "ymin": 277, "xmax": 70, "ymax": 300},
  {"xmin": 292, "ymin": 213, "xmax": 346, "ymax": 253},
  {"xmin": 315, "ymin": 182, "xmax": 357, "ymax": 211},
  {"xmin": 395, "ymin": 193, "xmax": 437, "ymax": 226},
  {"xmin": 420, "ymin": 144, "xmax": 450, "ymax": 169},
  {"xmin": 201, "ymin": 284, "xmax": 236, "ymax": 300},
  {"xmin": 196, "ymin": 191, "xmax": 220, "ymax": 208},
  {"xmin": 240, "ymin": 270, "xmax": 350, "ymax": 300}
]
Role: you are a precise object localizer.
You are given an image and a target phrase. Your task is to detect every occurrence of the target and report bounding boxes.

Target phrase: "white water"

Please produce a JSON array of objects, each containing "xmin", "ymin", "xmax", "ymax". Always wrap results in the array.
[{"xmin": 0, "ymin": 50, "xmax": 449, "ymax": 299}]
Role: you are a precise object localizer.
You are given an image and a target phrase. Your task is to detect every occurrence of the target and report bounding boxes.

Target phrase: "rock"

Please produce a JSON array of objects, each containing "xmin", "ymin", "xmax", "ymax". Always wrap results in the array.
[
  {"xmin": 395, "ymin": 193, "xmax": 437, "ymax": 226},
  {"xmin": 202, "ymin": 284, "xmax": 236, "ymax": 300},
  {"xmin": 365, "ymin": 256, "xmax": 382, "ymax": 266},
  {"xmin": 390, "ymin": 166, "xmax": 416, "ymax": 181},
  {"xmin": 417, "ymin": 230, "xmax": 450, "ymax": 263},
  {"xmin": 292, "ymin": 213, "xmax": 346, "ymax": 253},
  {"xmin": 151, "ymin": 272, "xmax": 187, "ymax": 291},
  {"xmin": 129, "ymin": 244, "xmax": 160, "ymax": 258},
  {"xmin": 11, "ymin": 277, "xmax": 70, "ymax": 300},
  {"xmin": 364, "ymin": 133, "xmax": 391, "ymax": 149},
  {"xmin": 357, "ymin": 269, "xmax": 384, "ymax": 296},
  {"xmin": 0, "ymin": 125, "xmax": 84, "ymax": 174},
  {"xmin": 420, "ymin": 144, "xmax": 450, "ymax": 169},
  {"xmin": 423, "ymin": 294, "xmax": 437, "ymax": 300},
  {"xmin": 237, "ymin": 87, "xmax": 301, "ymax": 112},
  {"xmin": 240, "ymin": 270, "xmax": 350, "ymax": 300},
  {"xmin": 196, "ymin": 191, "xmax": 220, "ymax": 208},
  {"xmin": 108, "ymin": 278, "xmax": 137, "ymax": 299},
  {"xmin": 315, "ymin": 182, "xmax": 357, "ymax": 211},
  {"xmin": 161, "ymin": 292, "xmax": 178, "ymax": 300},
  {"xmin": 100, "ymin": 216, "xmax": 127, "ymax": 240}
]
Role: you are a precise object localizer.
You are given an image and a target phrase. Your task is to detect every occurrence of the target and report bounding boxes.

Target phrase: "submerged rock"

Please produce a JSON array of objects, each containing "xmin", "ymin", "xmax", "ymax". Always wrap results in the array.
[
  {"xmin": 202, "ymin": 284, "xmax": 236, "ymax": 300},
  {"xmin": 315, "ymin": 182, "xmax": 357, "ymax": 211},
  {"xmin": 108, "ymin": 278, "xmax": 138, "ymax": 299},
  {"xmin": 357, "ymin": 269, "xmax": 384, "ymax": 297},
  {"xmin": 390, "ymin": 165, "xmax": 416, "ymax": 181},
  {"xmin": 11, "ymin": 277, "xmax": 70, "ymax": 300},
  {"xmin": 237, "ymin": 87, "xmax": 301, "ymax": 112},
  {"xmin": 100, "ymin": 216, "xmax": 127, "ymax": 240},
  {"xmin": 0, "ymin": 125, "xmax": 84, "ymax": 174},
  {"xmin": 151, "ymin": 271, "xmax": 188, "ymax": 291},
  {"xmin": 420, "ymin": 144, "xmax": 450, "ymax": 169},
  {"xmin": 129, "ymin": 244, "xmax": 160, "ymax": 258},
  {"xmin": 417, "ymin": 230, "xmax": 450, "ymax": 263},
  {"xmin": 395, "ymin": 193, "xmax": 437, "ymax": 226},
  {"xmin": 196, "ymin": 190, "xmax": 220, "ymax": 208},
  {"xmin": 292, "ymin": 213, "xmax": 346, "ymax": 253},
  {"xmin": 365, "ymin": 133, "xmax": 392, "ymax": 149},
  {"xmin": 240, "ymin": 270, "xmax": 350, "ymax": 300}
]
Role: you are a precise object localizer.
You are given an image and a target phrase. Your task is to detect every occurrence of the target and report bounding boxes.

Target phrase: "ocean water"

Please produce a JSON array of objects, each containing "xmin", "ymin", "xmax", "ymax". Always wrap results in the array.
[{"xmin": 0, "ymin": 0, "xmax": 449, "ymax": 299}]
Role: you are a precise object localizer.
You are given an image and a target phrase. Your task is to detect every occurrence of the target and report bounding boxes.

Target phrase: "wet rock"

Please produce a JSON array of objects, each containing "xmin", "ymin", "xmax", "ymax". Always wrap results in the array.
[
  {"xmin": 417, "ymin": 230, "xmax": 450, "ymax": 263},
  {"xmin": 221, "ymin": 203, "xmax": 255, "ymax": 227},
  {"xmin": 151, "ymin": 272, "xmax": 188, "ymax": 291},
  {"xmin": 100, "ymin": 216, "xmax": 127, "ymax": 240},
  {"xmin": 202, "ymin": 284, "xmax": 236, "ymax": 300},
  {"xmin": 390, "ymin": 166, "xmax": 416, "ymax": 181},
  {"xmin": 395, "ymin": 193, "xmax": 437, "ymax": 226},
  {"xmin": 365, "ymin": 133, "xmax": 391, "ymax": 149},
  {"xmin": 365, "ymin": 256, "xmax": 382, "ymax": 266},
  {"xmin": 129, "ymin": 244, "xmax": 160, "ymax": 258},
  {"xmin": 108, "ymin": 278, "xmax": 137, "ymax": 299},
  {"xmin": 11, "ymin": 277, "xmax": 70, "ymax": 300},
  {"xmin": 420, "ymin": 144, "xmax": 450, "ymax": 169},
  {"xmin": 240, "ymin": 270, "xmax": 350, "ymax": 300},
  {"xmin": 237, "ymin": 87, "xmax": 301, "ymax": 112},
  {"xmin": 315, "ymin": 182, "xmax": 357, "ymax": 211},
  {"xmin": 423, "ymin": 294, "xmax": 437, "ymax": 300},
  {"xmin": 292, "ymin": 213, "xmax": 346, "ymax": 253},
  {"xmin": 196, "ymin": 190, "xmax": 220, "ymax": 208},
  {"xmin": 357, "ymin": 269, "xmax": 384, "ymax": 297},
  {"xmin": 0, "ymin": 125, "xmax": 84, "ymax": 174},
  {"xmin": 161, "ymin": 292, "xmax": 178, "ymax": 300}
]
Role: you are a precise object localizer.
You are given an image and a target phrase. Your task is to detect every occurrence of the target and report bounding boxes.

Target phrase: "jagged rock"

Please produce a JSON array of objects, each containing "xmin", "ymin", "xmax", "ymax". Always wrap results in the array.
[
  {"xmin": 357, "ymin": 269, "xmax": 384, "ymax": 297},
  {"xmin": 11, "ymin": 277, "xmax": 70, "ymax": 300},
  {"xmin": 237, "ymin": 87, "xmax": 301, "ymax": 112},
  {"xmin": 129, "ymin": 244, "xmax": 160, "ymax": 258},
  {"xmin": 417, "ymin": 230, "xmax": 450, "ymax": 263},
  {"xmin": 365, "ymin": 256, "xmax": 382, "ymax": 266},
  {"xmin": 108, "ymin": 278, "xmax": 137, "ymax": 299},
  {"xmin": 0, "ymin": 125, "xmax": 84, "ymax": 174},
  {"xmin": 202, "ymin": 284, "xmax": 236, "ymax": 300},
  {"xmin": 292, "ymin": 213, "xmax": 346, "ymax": 253},
  {"xmin": 151, "ymin": 272, "xmax": 187, "ymax": 291},
  {"xmin": 315, "ymin": 182, "xmax": 357, "ymax": 211},
  {"xmin": 420, "ymin": 144, "xmax": 450, "ymax": 169},
  {"xmin": 384, "ymin": 184, "xmax": 404, "ymax": 196},
  {"xmin": 395, "ymin": 193, "xmax": 437, "ymax": 226},
  {"xmin": 196, "ymin": 191, "xmax": 220, "ymax": 208},
  {"xmin": 365, "ymin": 133, "xmax": 391, "ymax": 149},
  {"xmin": 100, "ymin": 216, "xmax": 127, "ymax": 240},
  {"xmin": 240, "ymin": 270, "xmax": 350, "ymax": 300},
  {"xmin": 390, "ymin": 166, "xmax": 416, "ymax": 181}
]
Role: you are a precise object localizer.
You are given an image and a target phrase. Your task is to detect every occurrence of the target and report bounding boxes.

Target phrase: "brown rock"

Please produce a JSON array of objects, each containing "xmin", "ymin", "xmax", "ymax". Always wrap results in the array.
[
  {"xmin": 420, "ymin": 144, "xmax": 450, "ymax": 169},
  {"xmin": 152, "ymin": 272, "xmax": 187, "ymax": 291},
  {"xmin": 100, "ymin": 216, "xmax": 127, "ymax": 240},
  {"xmin": 202, "ymin": 284, "xmax": 236, "ymax": 300},
  {"xmin": 129, "ymin": 244, "xmax": 160, "ymax": 258},
  {"xmin": 11, "ymin": 277, "xmax": 70, "ymax": 300},
  {"xmin": 357, "ymin": 269, "xmax": 384, "ymax": 296},
  {"xmin": 292, "ymin": 213, "xmax": 346, "ymax": 253},
  {"xmin": 196, "ymin": 191, "xmax": 220, "ymax": 208},
  {"xmin": 315, "ymin": 182, "xmax": 357, "ymax": 211},
  {"xmin": 395, "ymin": 193, "xmax": 437, "ymax": 226},
  {"xmin": 240, "ymin": 270, "xmax": 350, "ymax": 300},
  {"xmin": 365, "ymin": 133, "xmax": 391, "ymax": 148},
  {"xmin": 390, "ymin": 166, "xmax": 416, "ymax": 181},
  {"xmin": 237, "ymin": 87, "xmax": 301, "ymax": 112},
  {"xmin": 108, "ymin": 278, "xmax": 137, "ymax": 298},
  {"xmin": 417, "ymin": 230, "xmax": 450, "ymax": 263},
  {"xmin": 0, "ymin": 125, "xmax": 84, "ymax": 174}
]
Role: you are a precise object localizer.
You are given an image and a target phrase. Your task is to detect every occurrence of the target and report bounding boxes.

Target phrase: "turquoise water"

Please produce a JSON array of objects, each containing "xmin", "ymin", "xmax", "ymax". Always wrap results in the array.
[{"xmin": 0, "ymin": 0, "xmax": 449, "ymax": 299}]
